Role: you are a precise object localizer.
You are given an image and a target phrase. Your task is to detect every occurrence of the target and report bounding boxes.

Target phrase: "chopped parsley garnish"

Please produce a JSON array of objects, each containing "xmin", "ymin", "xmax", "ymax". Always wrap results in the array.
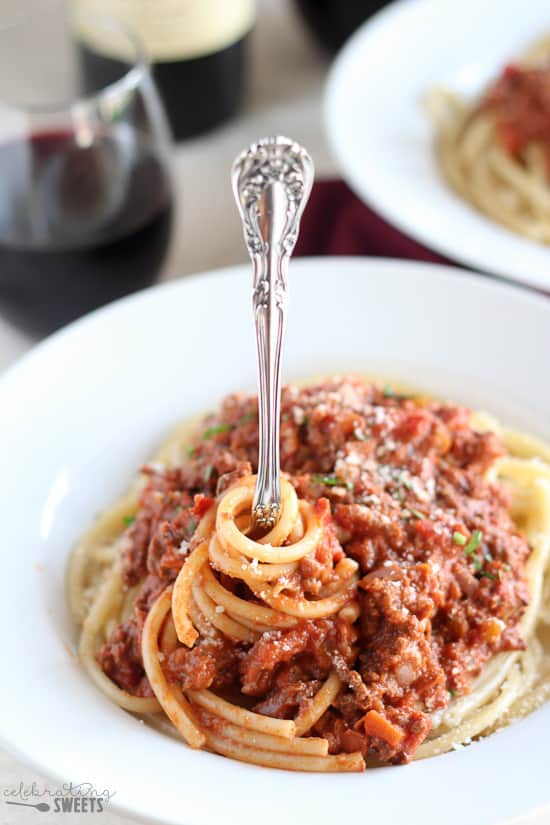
[
  {"xmin": 479, "ymin": 570, "xmax": 497, "ymax": 581},
  {"xmin": 186, "ymin": 446, "xmax": 196, "ymax": 458},
  {"xmin": 204, "ymin": 464, "xmax": 213, "ymax": 482},
  {"xmin": 382, "ymin": 385, "xmax": 411, "ymax": 401},
  {"xmin": 453, "ymin": 531, "xmax": 467, "ymax": 546},
  {"xmin": 238, "ymin": 411, "xmax": 256, "ymax": 424},
  {"xmin": 449, "ymin": 689, "xmax": 455, "ymax": 699},
  {"xmin": 410, "ymin": 509, "xmax": 426, "ymax": 520},
  {"xmin": 463, "ymin": 531, "xmax": 488, "ymax": 573},
  {"xmin": 301, "ymin": 415, "xmax": 309, "ymax": 427},
  {"xmin": 472, "ymin": 554, "xmax": 483, "ymax": 573},
  {"xmin": 122, "ymin": 515, "xmax": 135, "ymax": 527},
  {"xmin": 464, "ymin": 530, "xmax": 483, "ymax": 556},
  {"xmin": 202, "ymin": 423, "xmax": 231, "ymax": 440},
  {"xmin": 312, "ymin": 474, "xmax": 353, "ymax": 491},
  {"xmin": 186, "ymin": 517, "xmax": 198, "ymax": 537}
]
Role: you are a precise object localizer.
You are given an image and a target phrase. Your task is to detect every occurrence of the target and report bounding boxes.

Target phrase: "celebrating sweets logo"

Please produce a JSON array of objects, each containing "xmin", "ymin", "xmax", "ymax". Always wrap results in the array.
[{"xmin": 3, "ymin": 782, "xmax": 115, "ymax": 814}]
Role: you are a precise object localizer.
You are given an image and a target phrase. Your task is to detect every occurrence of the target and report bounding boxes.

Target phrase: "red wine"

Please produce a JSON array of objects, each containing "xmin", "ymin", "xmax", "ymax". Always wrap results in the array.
[
  {"xmin": 0, "ymin": 131, "xmax": 172, "ymax": 337},
  {"xmin": 294, "ymin": 0, "xmax": 393, "ymax": 51},
  {"xmin": 74, "ymin": 1, "xmax": 255, "ymax": 141}
]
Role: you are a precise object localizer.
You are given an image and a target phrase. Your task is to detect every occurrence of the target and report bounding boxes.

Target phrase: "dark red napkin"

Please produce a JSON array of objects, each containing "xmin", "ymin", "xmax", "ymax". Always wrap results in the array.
[{"xmin": 294, "ymin": 179, "xmax": 448, "ymax": 263}]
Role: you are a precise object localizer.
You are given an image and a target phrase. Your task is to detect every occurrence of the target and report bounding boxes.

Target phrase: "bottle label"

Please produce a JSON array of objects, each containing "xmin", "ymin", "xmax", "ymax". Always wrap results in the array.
[{"xmin": 73, "ymin": 0, "xmax": 255, "ymax": 62}]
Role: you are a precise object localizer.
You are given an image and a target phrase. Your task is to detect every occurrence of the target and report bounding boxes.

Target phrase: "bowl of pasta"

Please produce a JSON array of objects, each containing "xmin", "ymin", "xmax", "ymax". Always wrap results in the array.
[
  {"xmin": 0, "ymin": 257, "xmax": 549, "ymax": 825},
  {"xmin": 325, "ymin": 0, "xmax": 550, "ymax": 288}
]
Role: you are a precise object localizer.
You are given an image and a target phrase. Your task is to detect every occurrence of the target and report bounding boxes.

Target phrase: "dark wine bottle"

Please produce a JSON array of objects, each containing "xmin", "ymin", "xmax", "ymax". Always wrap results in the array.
[
  {"xmin": 294, "ymin": 0, "xmax": 393, "ymax": 52},
  {"xmin": 73, "ymin": 1, "xmax": 255, "ymax": 140}
]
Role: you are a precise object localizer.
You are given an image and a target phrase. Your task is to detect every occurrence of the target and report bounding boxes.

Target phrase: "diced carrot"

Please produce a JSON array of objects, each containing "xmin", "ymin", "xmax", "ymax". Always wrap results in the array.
[
  {"xmin": 193, "ymin": 494, "xmax": 215, "ymax": 517},
  {"xmin": 362, "ymin": 710, "xmax": 403, "ymax": 749},
  {"xmin": 313, "ymin": 497, "xmax": 331, "ymax": 524}
]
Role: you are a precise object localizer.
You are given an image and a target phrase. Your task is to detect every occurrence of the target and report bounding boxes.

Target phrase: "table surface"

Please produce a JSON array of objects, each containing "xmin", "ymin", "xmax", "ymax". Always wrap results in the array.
[{"xmin": 0, "ymin": 2, "xmax": 548, "ymax": 824}]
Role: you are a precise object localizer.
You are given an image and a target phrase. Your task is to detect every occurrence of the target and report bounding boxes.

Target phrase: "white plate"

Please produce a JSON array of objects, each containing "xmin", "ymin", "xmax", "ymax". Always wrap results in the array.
[
  {"xmin": 1, "ymin": 258, "xmax": 549, "ymax": 825},
  {"xmin": 325, "ymin": 0, "xmax": 550, "ymax": 290}
]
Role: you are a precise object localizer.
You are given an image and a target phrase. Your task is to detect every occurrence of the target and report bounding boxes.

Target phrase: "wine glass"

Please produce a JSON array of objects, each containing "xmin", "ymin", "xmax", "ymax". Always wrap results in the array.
[{"xmin": 0, "ymin": 5, "xmax": 174, "ymax": 337}]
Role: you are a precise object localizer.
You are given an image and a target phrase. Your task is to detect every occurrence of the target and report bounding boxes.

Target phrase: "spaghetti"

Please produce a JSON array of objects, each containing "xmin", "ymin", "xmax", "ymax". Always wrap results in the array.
[
  {"xmin": 69, "ymin": 377, "xmax": 550, "ymax": 771},
  {"xmin": 425, "ymin": 36, "xmax": 550, "ymax": 243}
]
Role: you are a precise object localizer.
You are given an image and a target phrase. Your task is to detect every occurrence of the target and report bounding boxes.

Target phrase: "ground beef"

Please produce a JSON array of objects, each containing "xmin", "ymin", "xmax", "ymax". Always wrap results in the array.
[
  {"xmin": 95, "ymin": 618, "xmax": 152, "ymax": 697},
  {"xmin": 163, "ymin": 635, "xmax": 240, "ymax": 691}
]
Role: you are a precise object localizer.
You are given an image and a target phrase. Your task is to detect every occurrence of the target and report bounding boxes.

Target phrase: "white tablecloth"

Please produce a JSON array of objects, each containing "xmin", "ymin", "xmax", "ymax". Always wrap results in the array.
[{"xmin": 0, "ymin": 2, "xmax": 548, "ymax": 823}]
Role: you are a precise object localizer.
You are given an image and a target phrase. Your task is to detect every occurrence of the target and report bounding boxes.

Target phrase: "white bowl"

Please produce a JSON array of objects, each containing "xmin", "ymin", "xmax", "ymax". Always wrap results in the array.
[
  {"xmin": 325, "ymin": 0, "xmax": 550, "ymax": 289},
  {"xmin": 1, "ymin": 258, "xmax": 549, "ymax": 825}
]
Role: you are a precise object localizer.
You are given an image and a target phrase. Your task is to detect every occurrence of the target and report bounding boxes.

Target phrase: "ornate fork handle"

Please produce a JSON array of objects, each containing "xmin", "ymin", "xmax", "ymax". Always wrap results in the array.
[{"xmin": 232, "ymin": 136, "xmax": 314, "ymax": 529}]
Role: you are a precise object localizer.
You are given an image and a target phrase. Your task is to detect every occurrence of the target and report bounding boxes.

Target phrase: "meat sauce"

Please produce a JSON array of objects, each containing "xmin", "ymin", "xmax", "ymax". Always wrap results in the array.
[
  {"xmin": 482, "ymin": 64, "xmax": 550, "ymax": 176},
  {"xmin": 96, "ymin": 377, "xmax": 530, "ymax": 763}
]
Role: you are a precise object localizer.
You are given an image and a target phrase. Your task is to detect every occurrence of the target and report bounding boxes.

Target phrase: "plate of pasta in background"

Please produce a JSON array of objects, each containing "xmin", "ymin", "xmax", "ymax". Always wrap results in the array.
[
  {"xmin": 325, "ymin": 0, "xmax": 550, "ymax": 289},
  {"xmin": 1, "ymin": 257, "xmax": 550, "ymax": 825}
]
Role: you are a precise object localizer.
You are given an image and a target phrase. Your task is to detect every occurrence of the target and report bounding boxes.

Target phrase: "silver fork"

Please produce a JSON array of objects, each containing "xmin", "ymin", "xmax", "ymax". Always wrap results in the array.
[{"xmin": 232, "ymin": 136, "xmax": 314, "ymax": 529}]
